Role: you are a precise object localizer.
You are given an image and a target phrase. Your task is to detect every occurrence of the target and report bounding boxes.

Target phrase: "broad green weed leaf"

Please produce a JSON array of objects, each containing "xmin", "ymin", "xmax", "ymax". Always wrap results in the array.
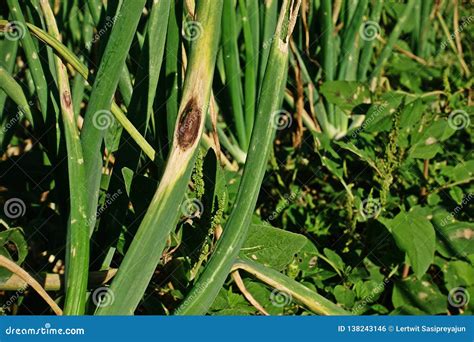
[
  {"xmin": 392, "ymin": 276, "xmax": 446, "ymax": 314},
  {"xmin": 398, "ymin": 98, "xmax": 426, "ymax": 148},
  {"xmin": 320, "ymin": 81, "xmax": 370, "ymax": 112},
  {"xmin": 243, "ymin": 280, "xmax": 286, "ymax": 315},
  {"xmin": 323, "ymin": 248, "xmax": 346, "ymax": 272},
  {"xmin": 442, "ymin": 160, "xmax": 474, "ymax": 183},
  {"xmin": 379, "ymin": 210, "xmax": 435, "ymax": 278},
  {"xmin": 210, "ymin": 288, "xmax": 255, "ymax": 315},
  {"xmin": 121, "ymin": 167, "xmax": 134, "ymax": 197},
  {"xmin": 334, "ymin": 141, "xmax": 380, "ymax": 173},
  {"xmin": 432, "ymin": 210, "xmax": 474, "ymax": 259},
  {"xmin": 0, "ymin": 227, "xmax": 28, "ymax": 281},
  {"xmin": 408, "ymin": 119, "xmax": 456, "ymax": 159},
  {"xmin": 334, "ymin": 285, "xmax": 355, "ymax": 308},
  {"xmin": 240, "ymin": 224, "xmax": 310, "ymax": 271},
  {"xmin": 448, "ymin": 186, "xmax": 464, "ymax": 204},
  {"xmin": 443, "ymin": 260, "xmax": 474, "ymax": 290},
  {"xmin": 408, "ymin": 142, "xmax": 443, "ymax": 159},
  {"xmin": 390, "ymin": 305, "xmax": 426, "ymax": 315},
  {"xmin": 363, "ymin": 93, "xmax": 404, "ymax": 132}
]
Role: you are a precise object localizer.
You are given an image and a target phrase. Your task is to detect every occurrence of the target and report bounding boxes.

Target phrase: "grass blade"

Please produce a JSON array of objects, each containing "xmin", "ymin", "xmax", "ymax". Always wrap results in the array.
[
  {"xmin": 0, "ymin": 38, "xmax": 18, "ymax": 115},
  {"xmin": 239, "ymin": 0, "xmax": 257, "ymax": 140},
  {"xmin": 0, "ymin": 19, "xmax": 156, "ymax": 162},
  {"xmin": 39, "ymin": 0, "xmax": 89, "ymax": 315},
  {"xmin": 222, "ymin": 0, "xmax": 247, "ymax": 148},
  {"xmin": 0, "ymin": 67, "xmax": 34, "ymax": 125},
  {"xmin": 320, "ymin": 0, "xmax": 335, "ymax": 82},
  {"xmin": 80, "ymin": 0, "xmax": 147, "ymax": 232},
  {"xmin": 369, "ymin": 0, "xmax": 416, "ymax": 82},
  {"xmin": 97, "ymin": 0, "xmax": 171, "ymax": 262},
  {"xmin": 86, "ymin": 0, "xmax": 102, "ymax": 25},
  {"xmin": 417, "ymin": 0, "xmax": 433, "ymax": 59},
  {"xmin": 337, "ymin": 0, "xmax": 368, "ymax": 80},
  {"xmin": 258, "ymin": 0, "xmax": 278, "ymax": 90},
  {"xmin": 357, "ymin": 0, "xmax": 384, "ymax": 81},
  {"xmin": 246, "ymin": 0, "xmax": 259, "ymax": 71},
  {"xmin": 165, "ymin": 0, "xmax": 182, "ymax": 143},
  {"xmin": 6, "ymin": 0, "xmax": 48, "ymax": 117}
]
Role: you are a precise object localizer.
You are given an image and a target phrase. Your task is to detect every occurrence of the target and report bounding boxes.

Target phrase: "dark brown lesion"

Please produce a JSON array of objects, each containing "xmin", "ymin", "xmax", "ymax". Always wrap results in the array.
[
  {"xmin": 62, "ymin": 91, "xmax": 72, "ymax": 108},
  {"xmin": 177, "ymin": 97, "xmax": 201, "ymax": 151}
]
